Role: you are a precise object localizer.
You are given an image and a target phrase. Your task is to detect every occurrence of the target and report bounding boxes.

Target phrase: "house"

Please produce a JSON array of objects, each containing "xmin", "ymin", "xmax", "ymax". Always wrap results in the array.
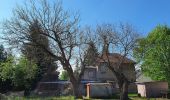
[
  {"xmin": 80, "ymin": 52, "xmax": 137, "ymax": 97},
  {"xmin": 36, "ymin": 41, "xmax": 137, "ymax": 97},
  {"xmin": 80, "ymin": 41, "xmax": 137, "ymax": 97},
  {"xmin": 82, "ymin": 38, "xmax": 136, "ymax": 84},
  {"xmin": 82, "ymin": 53, "xmax": 136, "ymax": 83}
]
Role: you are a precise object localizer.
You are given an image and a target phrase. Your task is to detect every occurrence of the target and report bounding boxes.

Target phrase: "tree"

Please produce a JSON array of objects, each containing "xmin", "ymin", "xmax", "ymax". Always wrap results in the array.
[
  {"xmin": 2, "ymin": 0, "xmax": 87, "ymax": 98},
  {"xmin": 0, "ymin": 45, "xmax": 7, "ymax": 62},
  {"xmin": 0, "ymin": 55, "xmax": 37, "ymax": 96},
  {"xmin": 96, "ymin": 23, "xmax": 139, "ymax": 100},
  {"xmin": 21, "ymin": 20, "xmax": 58, "ymax": 87},
  {"xmin": 59, "ymin": 71, "xmax": 69, "ymax": 80},
  {"xmin": 0, "ymin": 55, "xmax": 14, "ymax": 93},
  {"xmin": 134, "ymin": 25, "xmax": 170, "ymax": 83},
  {"xmin": 84, "ymin": 41, "xmax": 98, "ymax": 66},
  {"xmin": 13, "ymin": 56, "xmax": 37, "ymax": 96},
  {"xmin": 0, "ymin": 45, "xmax": 12, "ymax": 93}
]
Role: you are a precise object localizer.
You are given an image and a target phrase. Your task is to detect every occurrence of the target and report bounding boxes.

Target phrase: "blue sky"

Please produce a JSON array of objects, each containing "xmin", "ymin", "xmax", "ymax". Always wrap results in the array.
[{"xmin": 0, "ymin": 0, "xmax": 170, "ymax": 36}]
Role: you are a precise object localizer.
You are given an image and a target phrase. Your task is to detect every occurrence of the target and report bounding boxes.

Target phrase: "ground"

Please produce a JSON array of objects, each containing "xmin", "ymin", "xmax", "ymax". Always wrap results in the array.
[
  {"xmin": 1, "ymin": 92, "xmax": 169, "ymax": 100},
  {"xmin": 2, "ymin": 95, "xmax": 169, "ymax": 100},
  {"xmin": 3, "ymin": 96, "xmax": 75, "ymax": 100}
]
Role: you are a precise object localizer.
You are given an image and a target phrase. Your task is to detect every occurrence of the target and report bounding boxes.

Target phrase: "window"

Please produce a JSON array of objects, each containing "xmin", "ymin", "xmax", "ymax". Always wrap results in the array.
[
  {"xmin": 100, "ymin": 62, "xmax": 108, "ymax": 73},
  {"xmin": 88, "ymin": 70, "xmax": 95, "ymax": 78}
]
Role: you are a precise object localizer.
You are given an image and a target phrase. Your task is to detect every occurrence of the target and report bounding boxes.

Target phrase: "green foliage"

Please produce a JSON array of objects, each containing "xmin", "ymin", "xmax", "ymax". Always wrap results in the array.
[
  {"xmin": 0, "ymin": 55, "xmax": 14, "ymax": 93},
  {"xmin": 0, "ymin": 55, "xmax": 37, "ymax": 95},
  {"xmin": 12, "ymin": 56, "xmax": 37, "ymax": 90},
  {"xmin": 59, "ymin": 71, "xmax": 69, "ymax": 80},
  {"xmin": 0, "ymin": 56, "xmax": 14, "ymax": 81},
  {"xmin": 84, "ymin": 41, "xmax": 98, "ymax": 66},
  {"xmin": 134, "ymin": 25, "xmax": 170, "ymax": 82},
  {"xmin": 8, "ymin": 96, "xmax": 75, "ymax": 100}
]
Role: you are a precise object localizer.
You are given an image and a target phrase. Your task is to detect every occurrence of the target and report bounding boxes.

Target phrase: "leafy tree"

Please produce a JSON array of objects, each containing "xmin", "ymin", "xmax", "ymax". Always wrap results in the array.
[
  {"xmin": 0, "ymin": 56, "xmax": 14, "ymax": 81},
  {"xmin": 13, "ymin": 56, "xmax": 37, "ymax": 95},
  {"xmin": 84, "ymin": 41, "xmax": 98, "ymax": 66},
  {"xmin": 59, "ymin": 71, "xmax": 69, "ymax": 80},
  {"xmin": 134, "ymin": 25, "xmax": 170, "ymax": 83},
  {"xmin": 0, "ymin": 55, "xmax": 37, "ymax": 95},
  {"xmin": 0, "ymin": 46, "xmax": 12, "ymax": 93}
]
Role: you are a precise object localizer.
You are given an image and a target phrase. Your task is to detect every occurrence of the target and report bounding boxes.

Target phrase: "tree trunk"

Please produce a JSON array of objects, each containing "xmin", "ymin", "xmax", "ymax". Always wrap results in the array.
[
  {"xmin": 120, "ymin": 80, "xmax": 129, "ymax": 100},
  {"xmin": 72, "ymin": 83, "xmax": 80, "ymax": 99},
  {"xmin": 66, "ymin": 66, "xmax": 80, "ymax": 98}
]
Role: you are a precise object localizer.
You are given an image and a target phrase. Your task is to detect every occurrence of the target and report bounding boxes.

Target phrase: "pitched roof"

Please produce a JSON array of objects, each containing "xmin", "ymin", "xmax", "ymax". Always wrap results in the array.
[{"xmin": 96, "ymin": 53, "xmax": 135, "ymax": 64}]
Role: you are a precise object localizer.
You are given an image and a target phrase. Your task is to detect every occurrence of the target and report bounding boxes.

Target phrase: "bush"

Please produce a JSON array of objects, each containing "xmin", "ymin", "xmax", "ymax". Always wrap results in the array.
[
  {"xmin": 13, "ymin": 57, "xmax": 37, "ymax": 95},
  {"xmin": 0, "ymin": 56, "xmax": 37, "ymax": 96}
]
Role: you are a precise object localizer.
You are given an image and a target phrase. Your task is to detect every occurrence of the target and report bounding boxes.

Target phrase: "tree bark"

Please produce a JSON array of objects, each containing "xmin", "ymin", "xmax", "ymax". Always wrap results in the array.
[
  {"xmin": 72, "ymin": 82, "xmax": 80, "ymax": 99},
  {"xmin": 64, "ymin": 64, "xmax": 80, "ymax": 98},
  {"xmin": 119, "ymin": 80, "xmax": 129, "ymax": 100}
]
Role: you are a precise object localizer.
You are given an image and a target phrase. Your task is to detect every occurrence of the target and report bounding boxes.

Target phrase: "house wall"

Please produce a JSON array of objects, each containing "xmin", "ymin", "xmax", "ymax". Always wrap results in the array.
[
  {"xmin": 145, "ymin": 82, "xmax": 168, "ymax": 97},
  {"xmin": 97, "ymin": 63, "xmax": 136, "ymax": 82},
  {"xmin": 87, "ymin": 83, "xmax": 114, "ymax": 98},
  {"xmin": 137, "ymin": 84, "xmax": 146, "ymax": 97},
  {"xmin": 97, "ymin": 64, "xmax": 116, "ymax": 81},
  {"xmin": 137, "ymin": 81, "xmax": 169, "ymax": 98},
  {"xmin": 82, "ymin": 68, "xmax": 97, "ymax": 81}
]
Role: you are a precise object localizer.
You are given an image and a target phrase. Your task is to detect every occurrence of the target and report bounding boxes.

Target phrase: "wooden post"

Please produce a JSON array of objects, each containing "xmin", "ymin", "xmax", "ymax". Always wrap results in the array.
[{"xmin": 87, "ymin": 83, "xmax": 90, "ymax": 98}]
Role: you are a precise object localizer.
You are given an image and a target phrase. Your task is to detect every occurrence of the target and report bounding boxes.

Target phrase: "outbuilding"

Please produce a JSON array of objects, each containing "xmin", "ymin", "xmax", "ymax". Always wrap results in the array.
[{"xmin": 136, "ymin": 81, "xmax": 168, "ymax": 98}]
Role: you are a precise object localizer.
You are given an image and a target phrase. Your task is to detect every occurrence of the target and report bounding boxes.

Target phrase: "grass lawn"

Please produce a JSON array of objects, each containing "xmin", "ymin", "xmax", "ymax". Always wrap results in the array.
[
  {"xmin": 2, "ymin": 94, "xmax": 169, "ymax": 100},
  {"xmin": 128, "ymin": 93, "xmax": 169, "ymax": 100},
  {"xmin": 130, "ymin": 97, "xmax": 169, "ymax": 100},
  {"xmin": 6, "ymin": 96, "xmax": 75, "ymax": 100}
]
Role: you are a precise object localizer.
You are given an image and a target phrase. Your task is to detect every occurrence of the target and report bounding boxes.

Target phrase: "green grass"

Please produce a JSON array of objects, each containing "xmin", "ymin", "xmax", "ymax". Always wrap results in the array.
[
  {"xmin": 4, "ymin": 94, "xmax": 169, "ymax": 100},
  {"xmin": 7, "ymin": 96, "xmax": 75, "ymax": 100},
  {"xmin": 128, "ymin": 93, "xmax": 169, "ymax": 100}
]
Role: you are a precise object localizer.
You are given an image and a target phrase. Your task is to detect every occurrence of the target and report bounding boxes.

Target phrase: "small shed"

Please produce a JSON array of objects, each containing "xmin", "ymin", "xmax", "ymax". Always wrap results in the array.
[
  {"xmin": 136, "ymin": 81, "xmax": 168, "ymax": 98},
  {"xmin": 86, "ymin": 83, "xmax": 114, "ymax": 98},
  {"xmin": 36, "ymin": 81, "xmax": 71, "ymax": 96}
]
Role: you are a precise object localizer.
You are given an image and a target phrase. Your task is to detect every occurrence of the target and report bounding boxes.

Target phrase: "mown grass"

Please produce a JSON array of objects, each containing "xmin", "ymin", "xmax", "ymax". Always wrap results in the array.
[
  {"xmin": 7, "ymin": 96, "xmax": 75, "ymax": 100},
  {"xmin": 128, "ymin": 93, "xmax": 169, "ymax": 100},
  {"xmin": 3, "ymin": 94, "xmax": 169, "ymax": 100}
]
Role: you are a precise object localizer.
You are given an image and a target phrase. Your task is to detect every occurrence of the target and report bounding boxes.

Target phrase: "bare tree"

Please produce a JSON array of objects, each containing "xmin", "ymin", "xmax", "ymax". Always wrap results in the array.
[
  {"xmin": 2, "ymin": 0, "xmax": 88, "ymax": 98},
  {"xmin": 96, "ymin": 23, "xmax": 139, "ymax": 100}
]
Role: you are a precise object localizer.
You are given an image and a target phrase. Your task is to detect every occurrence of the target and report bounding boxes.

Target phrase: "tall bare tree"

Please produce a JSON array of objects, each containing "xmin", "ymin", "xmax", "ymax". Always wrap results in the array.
[
  {"xmin": 21, "ymin": 20, "xmax": 59, "ymax": 89},
  {"xmin": 96, "ymin": 23, "xmax": 139, "ymax": 100},
  {"xmin": 2, "ymin": 0, "xmax": 87, "ymax": 98}
]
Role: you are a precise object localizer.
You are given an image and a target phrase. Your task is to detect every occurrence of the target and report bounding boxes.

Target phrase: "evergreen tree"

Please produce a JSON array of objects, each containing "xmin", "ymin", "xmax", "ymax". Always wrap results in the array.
[
  {"xmin": 21, "ymin": 20, "xmax": 58, "ymax": 87},
  {"xmin": 84, "ymin": 41, "xmax": 98, "ymax": 66}
]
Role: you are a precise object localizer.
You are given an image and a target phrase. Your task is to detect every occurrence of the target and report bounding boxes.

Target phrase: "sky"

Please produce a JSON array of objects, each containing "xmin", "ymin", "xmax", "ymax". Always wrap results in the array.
[{"xmin": 0, "ymin": 0, "xmax": 170, "ymax": 36}]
